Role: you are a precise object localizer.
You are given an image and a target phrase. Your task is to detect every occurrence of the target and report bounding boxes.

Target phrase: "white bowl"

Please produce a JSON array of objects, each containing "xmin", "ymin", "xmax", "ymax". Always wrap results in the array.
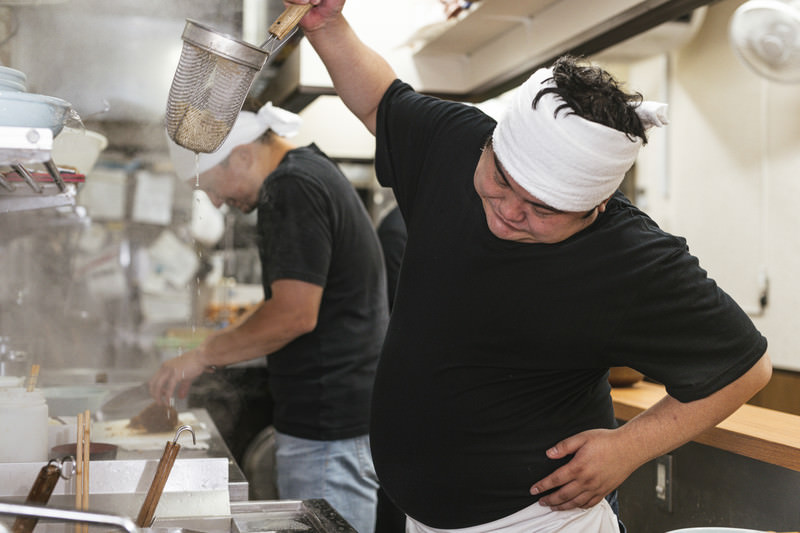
[
  {"xmin": 0, "ymin": 91, "xmax": 71, "ymax": 135},
  {"xmin": 0, "ymin": 78, "xmax": 26, "ymax": 92},
  {"xmin": 52, "ymin": 127, "xmax": 109, "ymax": 174},
  {"xmin": 0, "ymin": 65, "xmax": 26, "ymax": 85}
]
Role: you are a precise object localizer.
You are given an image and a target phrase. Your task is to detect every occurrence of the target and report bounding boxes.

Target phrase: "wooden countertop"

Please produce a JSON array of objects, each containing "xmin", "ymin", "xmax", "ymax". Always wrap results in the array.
[{"xmin": 611, "ymin": 381, "xmax": 800, "ymax": 472}]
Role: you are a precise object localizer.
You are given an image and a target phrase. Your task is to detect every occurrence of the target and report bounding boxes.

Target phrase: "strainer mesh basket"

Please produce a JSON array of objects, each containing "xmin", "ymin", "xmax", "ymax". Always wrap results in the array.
[{"xmin": 166, "ymin": 41, "xmax": 259, "ymax": 154}]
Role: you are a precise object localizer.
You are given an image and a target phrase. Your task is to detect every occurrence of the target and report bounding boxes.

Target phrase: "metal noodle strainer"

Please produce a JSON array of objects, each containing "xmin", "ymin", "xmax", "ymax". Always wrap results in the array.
[{"xmin": 166, "ymin": 4, "xmax": 312, "ymax": 153}]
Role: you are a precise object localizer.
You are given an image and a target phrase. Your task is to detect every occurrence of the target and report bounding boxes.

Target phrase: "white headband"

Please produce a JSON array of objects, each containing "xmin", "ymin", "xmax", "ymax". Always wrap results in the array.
[
  {"xmin": 167, "ymin": 101, "xmax": 303, "ymax": 181},
  {"xmin": 492, "ymin": 67, "xmax": 668, "ymax": 212}
]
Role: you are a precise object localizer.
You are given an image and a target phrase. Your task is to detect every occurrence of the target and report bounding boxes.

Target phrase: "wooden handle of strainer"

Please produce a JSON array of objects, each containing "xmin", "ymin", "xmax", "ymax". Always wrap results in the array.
[
  {"xmin": 269, "ymin": 3, "xmax": 313, "ymax": 40},
  {"xmin": 12, "ymin": 463, "xmax": 62, "ymax": 533},
  {"xmin": 135, "ymin": 425, "xmax": 195, "ymax": 528},
  {"xmin": 136, "ymin": 441, "xmax": 181, "ymax": 528}
]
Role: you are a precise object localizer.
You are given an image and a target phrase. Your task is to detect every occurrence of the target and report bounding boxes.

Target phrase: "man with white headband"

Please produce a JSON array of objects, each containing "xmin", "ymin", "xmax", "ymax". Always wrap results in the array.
[
  {"xmin": 150, "ymin": 102, "xmax": 388, "ymax": 533},
  {"xmin": 291, "ymin": 2, "xmax": 769, "ymax": 533}
]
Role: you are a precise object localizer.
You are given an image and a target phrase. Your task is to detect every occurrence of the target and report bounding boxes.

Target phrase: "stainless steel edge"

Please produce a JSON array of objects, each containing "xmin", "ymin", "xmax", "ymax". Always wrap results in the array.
[{"xmin": 182, "ymin": 19, "xmax": 267, "ymax": 70}]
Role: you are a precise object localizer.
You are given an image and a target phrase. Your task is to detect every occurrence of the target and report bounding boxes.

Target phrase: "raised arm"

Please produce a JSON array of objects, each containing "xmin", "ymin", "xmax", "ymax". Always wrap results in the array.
[{"xmin": 286, "ymin": 0, "xmax": 397, "ymax": 135}]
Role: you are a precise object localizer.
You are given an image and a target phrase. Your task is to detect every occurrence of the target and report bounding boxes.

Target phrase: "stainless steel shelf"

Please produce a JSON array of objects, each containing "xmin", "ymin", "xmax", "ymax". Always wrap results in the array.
[
  {"xmin": 0, "ymin": 125, "xmax": 79, "ymax": 214},
  {"xmin": 0, "ymin": 182, "xmax": 77, "ymax": 213}
]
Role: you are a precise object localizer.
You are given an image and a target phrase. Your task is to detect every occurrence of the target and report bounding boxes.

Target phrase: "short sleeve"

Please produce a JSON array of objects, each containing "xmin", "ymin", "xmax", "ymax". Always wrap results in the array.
[
  {"xmin": 375, "ymin": 79, "xmax": 495, "ymax": 227},
  {"xmin": 258, "ymin": 174, "xmax": 332, "ymax": 290},
  {"xmin": 609, "ymin": 245, "xmax": 767, "ymax": 402}
]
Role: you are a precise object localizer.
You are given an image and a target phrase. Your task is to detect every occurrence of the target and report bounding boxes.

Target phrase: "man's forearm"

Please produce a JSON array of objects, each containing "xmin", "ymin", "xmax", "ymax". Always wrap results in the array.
[
  {"xmin": 303, "ymin": 14, "xmax": 395, "ymax": 135},
  {"xmin": 618, "ymin": 352, "xmax": 772, "ymax": 466}
]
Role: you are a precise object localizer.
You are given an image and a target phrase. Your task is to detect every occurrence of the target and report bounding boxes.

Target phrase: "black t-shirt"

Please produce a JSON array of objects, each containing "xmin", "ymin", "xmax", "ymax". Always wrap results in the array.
[
  {"xmin": 377, "ymin": 206, "xmax": 407, "ymax": 309},
  {"xmin": 257, "ymin": 144, "xmax": 389, "ymax": 440},
  {"xmin": 371, "ymin": 80, "xmax": 767, "ymax": 528}
]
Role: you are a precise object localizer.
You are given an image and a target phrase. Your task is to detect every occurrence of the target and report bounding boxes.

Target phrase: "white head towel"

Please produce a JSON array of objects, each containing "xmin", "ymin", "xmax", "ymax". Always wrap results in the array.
[
  {"xmin": 492, "ymin": 67, "xmax": 668, "ymax": 212},
  {"xmin": 168, "ymin": 102, "xmax": 303, "ymax": 181}
]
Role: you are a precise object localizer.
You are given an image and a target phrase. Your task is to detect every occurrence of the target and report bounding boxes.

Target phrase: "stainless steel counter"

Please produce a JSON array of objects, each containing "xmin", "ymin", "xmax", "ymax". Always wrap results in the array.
[
  {"xmin": 0, "ymin": 402, "xmax": 360, "ymax": 533},
  {"xmin": 111, "ymin": 408, "xmax": 248, "ymax": 502},
  {"xmin": 0, "ymin": 498, "xmax": 357, "ymax": 533},
  {"xmin": 0, "ymin": 408, "xmax": 246, "ymax": 519}
]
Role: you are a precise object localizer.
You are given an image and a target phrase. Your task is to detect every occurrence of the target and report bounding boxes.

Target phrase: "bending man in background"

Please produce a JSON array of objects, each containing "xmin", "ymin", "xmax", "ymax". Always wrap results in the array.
[{"xmin": 151, "ymin": 102, "xmax": 388, "ymax": 533}]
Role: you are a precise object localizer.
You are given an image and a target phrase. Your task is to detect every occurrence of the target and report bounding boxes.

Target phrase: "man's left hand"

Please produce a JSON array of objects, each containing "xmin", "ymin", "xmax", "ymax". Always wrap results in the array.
[{"xmin": 529, "ymin": 428, "xmax": 636, "ymax": 510}]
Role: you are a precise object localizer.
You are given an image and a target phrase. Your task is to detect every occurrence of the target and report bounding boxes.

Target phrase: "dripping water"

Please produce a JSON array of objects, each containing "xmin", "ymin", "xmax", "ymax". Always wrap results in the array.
[
  {"xmin": 191, "ymin": 151, "xmax": 201, "ymax": 334},
  {"xmin": 194, "ymin": 152, "xmax": 200, "ymax": 188}
]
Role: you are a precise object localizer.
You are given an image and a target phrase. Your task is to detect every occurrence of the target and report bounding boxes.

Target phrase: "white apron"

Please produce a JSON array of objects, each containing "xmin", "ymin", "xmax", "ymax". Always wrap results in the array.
[{"xmin": 406, "ymin": 499, "xmax": 620, "ymax": 533}]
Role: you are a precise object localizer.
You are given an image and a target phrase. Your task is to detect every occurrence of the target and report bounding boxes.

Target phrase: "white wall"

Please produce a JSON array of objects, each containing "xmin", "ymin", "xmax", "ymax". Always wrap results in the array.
[
  {"xmin": 294, "ymin": 0, "xmax": 431, "ymax": 159},
  {"xmin": 295, "ymin": 95, "xmax": 375, "ymax": 160},
  {"xmin": 625, "ymin": 0, "xmax": 800, "ymax": 370}
]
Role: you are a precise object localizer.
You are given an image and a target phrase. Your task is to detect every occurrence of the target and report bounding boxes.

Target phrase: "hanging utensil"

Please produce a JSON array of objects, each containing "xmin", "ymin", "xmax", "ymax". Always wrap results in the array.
[
  {"xmin": 165, "ymin": 4, "xmax": 312, "ymax": 154},
  {"xmin": 0, "ymin": 173, "xmax": 15, "ymax": 191},
  {"xmin": 11, "ymin": 457, "xmax": 75, "ymax": 533},
  {"xmin": 135, "ymin": 425, "xmax": 196, "ymax": 528},
  {"xmin": 43, "ymin": 160, "xmax": 67, "ymax": 192},
  {"xmin": 11, "ymin": 164, "xmax": 43, "ymax": 193}
]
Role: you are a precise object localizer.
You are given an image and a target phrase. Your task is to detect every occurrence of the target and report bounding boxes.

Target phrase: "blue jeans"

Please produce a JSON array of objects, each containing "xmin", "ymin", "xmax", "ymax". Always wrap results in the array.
[
  {"xmin": 275, "ymin": 431, "xmax": 379, "ymax": 533},
  {"xmin": 605, "ymin": 490, "xmax": 626, "ymax": 533}
]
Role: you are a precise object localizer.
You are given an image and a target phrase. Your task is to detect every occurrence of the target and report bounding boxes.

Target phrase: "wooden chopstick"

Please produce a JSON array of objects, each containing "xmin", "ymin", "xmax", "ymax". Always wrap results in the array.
[
  {"xmin": 74, "ymin": 410, "xmax": 90, "ymax": 533},
  {"xmin": 75, "ymin": 412, "xmax": 83, "ymax": 533},
  {"xmin": 75, "ymin": 412, "xmax": 83, "ymax": 508},
  {"xmin": 82, "ymin": 409, "xmax": 90, "ymax": 523},
  {"xmin": 26, "ymin": 364, "xmax": 39, "ymax": 392}
]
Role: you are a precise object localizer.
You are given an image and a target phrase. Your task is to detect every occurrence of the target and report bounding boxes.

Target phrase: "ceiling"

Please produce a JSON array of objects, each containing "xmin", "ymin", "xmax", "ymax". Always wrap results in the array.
[
  {"xmin": 418, "ymin": 0, "xmax": 718, "ymax": 101},
  {"xmin": 1, "ymin": 0, "xmax": 718, "ymax": 143},
  {"xmin": 247, "ymin": 0, "xmax": 720, "ymax": 115}
]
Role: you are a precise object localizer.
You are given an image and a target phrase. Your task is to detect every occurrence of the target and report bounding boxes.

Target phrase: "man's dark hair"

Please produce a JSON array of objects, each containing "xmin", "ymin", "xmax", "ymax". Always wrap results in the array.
[{"xmin": 533, "ymin": 55, "xmax": 648, "ymax": 145}]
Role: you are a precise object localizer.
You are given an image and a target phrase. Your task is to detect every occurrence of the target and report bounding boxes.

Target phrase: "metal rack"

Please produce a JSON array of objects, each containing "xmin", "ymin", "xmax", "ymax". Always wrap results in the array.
[{"xmin": 0, "ymin": 126, "xmax": 80, "ymax": 214}]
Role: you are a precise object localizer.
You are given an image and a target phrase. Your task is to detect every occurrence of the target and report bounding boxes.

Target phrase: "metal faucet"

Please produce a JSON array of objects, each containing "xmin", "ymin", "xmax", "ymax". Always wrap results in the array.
[{"xmin": 0, "ymin": 501, "xmax": 140, "ymax": 533}]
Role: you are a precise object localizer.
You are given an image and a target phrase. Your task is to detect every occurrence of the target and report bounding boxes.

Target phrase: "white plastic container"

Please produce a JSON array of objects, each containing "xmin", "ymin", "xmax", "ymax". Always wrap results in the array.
[
  {"xmin": 0, "ymin": 387, "xmax": 48, "ymax": 463},
  {"xmin": 52, "ymin": 127, "xmax": 108, "ymax": 175}
]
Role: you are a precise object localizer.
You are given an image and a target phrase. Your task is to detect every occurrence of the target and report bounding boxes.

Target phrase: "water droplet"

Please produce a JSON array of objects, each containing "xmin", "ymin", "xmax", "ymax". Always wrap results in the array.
[
  {"xmin": 194, "ymin": 153, "xmax": 200, "ymax": 188},
  {"xmin": 66, "ymin": 109, "xmax": 86, "ymax": 132}
]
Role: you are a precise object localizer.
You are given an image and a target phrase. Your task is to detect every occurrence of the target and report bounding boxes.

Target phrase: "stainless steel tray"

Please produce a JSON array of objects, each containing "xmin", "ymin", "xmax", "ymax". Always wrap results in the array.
[{"xmin": 153, "ymin": 500, "xmax": 356, "ymax": 533}]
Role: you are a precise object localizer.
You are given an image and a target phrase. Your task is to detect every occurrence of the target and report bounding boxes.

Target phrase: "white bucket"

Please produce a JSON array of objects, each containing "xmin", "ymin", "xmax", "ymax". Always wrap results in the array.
[{"xmin": 0, "ymin": 387, "xmax": 48, "ymax": 463}]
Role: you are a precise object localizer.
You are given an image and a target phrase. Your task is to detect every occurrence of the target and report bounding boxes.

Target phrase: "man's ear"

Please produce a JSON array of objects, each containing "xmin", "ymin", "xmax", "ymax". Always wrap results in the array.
[
  {"xmin": 598, "ymin": 195, "xmax": 613, "ymax": 213},
  {"xmin": 228, "ymin": 145, "xmax": 252, "ymax": 170}
]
